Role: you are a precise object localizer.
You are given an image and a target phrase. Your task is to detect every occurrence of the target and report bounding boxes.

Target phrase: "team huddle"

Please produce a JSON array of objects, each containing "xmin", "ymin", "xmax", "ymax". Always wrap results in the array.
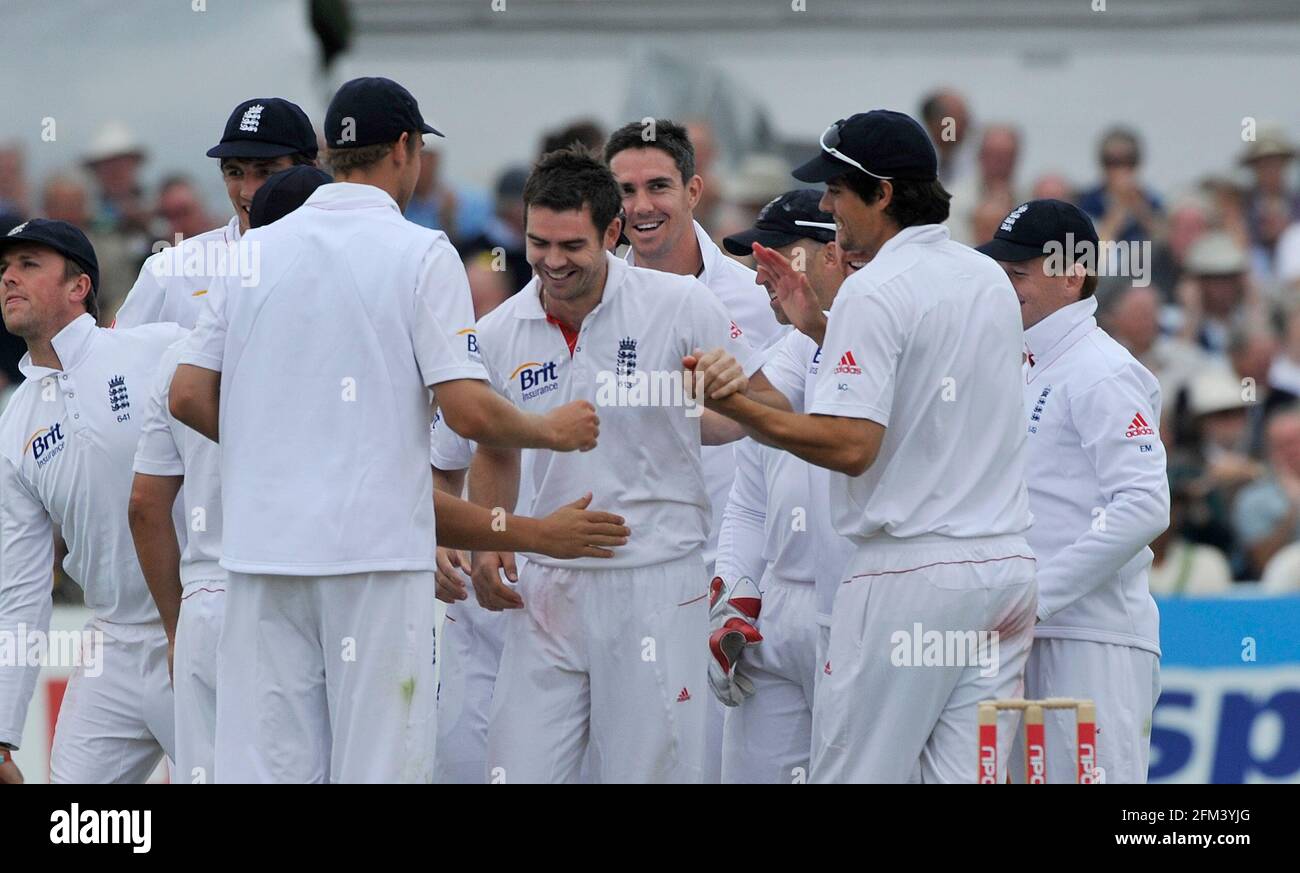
[{"xmin": 0, "ymin": 76, "xmax": 1168, "ymax": 784}]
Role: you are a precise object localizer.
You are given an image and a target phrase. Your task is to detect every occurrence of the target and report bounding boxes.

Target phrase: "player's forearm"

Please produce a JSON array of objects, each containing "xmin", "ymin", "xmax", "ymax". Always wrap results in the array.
[
  {"xmin": 433, "ymin": 490, "xmax": 543, "ymax": 552},
  {"xmin": 439, "ymin": 381, "xmax": 554, "ymax": 449},
  {"xmin": 1036, "ymin": 488, "xmax": 1171, "ymax": 622},
  {"xmin": 0, "ymin": 593, "xmax": 52, "ymax": 749},
  {"xmin": 431, "ymin": 465, "xmax": 467, "ymax": 497},
  {"xmin": 716, "ymin": 394, "xmax": 872, "ymax": 475},
  {"xmin": 127, "ymin": 498, "xmax": 184, "ymax": 639}
]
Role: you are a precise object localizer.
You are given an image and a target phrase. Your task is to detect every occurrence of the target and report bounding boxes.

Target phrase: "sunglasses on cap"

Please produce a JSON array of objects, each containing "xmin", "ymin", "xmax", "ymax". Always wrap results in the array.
[{"xmin": 820, "ymin": 120, "xmax": 894, "ymax": 181}]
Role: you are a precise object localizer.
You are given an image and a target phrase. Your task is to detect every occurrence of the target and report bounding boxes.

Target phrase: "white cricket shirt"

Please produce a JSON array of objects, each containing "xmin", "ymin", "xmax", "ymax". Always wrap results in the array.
[
  {"xmin": 627, "ymin": 219, "xmax": 779, "ymax": 568},
  {"xmin": 114, "ymin": 217, "xmax": 242, "ymax": 329},
  {"xmin": 474, "ymin": 252, "xmax": 755, "ymax": 570},
  {"xmin": 755, "ymin": 325, "xmax": 855, "ymax": 621},
  {"xmin": 810, "ymin": 224, "xmax": 1033, "ymax": 542},
  {"xmin": 0, "ymin": 315, "xmax": 186, "ymax": 747},
  {"xmin": 180, "ymin": 182, "xmax": 487, "ymax": 575},
  {"xmin": 133, "ymin": 340, "xmax": 225, "ymax": 586},
  {"xmin": 1023, "ymin": 296, "xmax": 1166, "ymax": 654}
]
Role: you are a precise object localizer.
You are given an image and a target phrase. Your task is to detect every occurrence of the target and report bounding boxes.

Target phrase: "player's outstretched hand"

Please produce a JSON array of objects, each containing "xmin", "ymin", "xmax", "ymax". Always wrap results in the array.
[
  {"xmin": 435, "ymin": 546, "xmax": 472, "ymax": 603},
  {"xmin": 471, "ymin": 550, "xmax": 523, "ymax": 611},
  {"xmin": 683, "ymin": 348, "xmax": 747, "ymax": 403},
  {"xmin": 0, "ymin": 752, "xmax": 23, "ymax": 785},
  {"xmin": 544, "ymin": 400, "xmax": 599, "ymax": 452},
  {"xmin": 753, "ymin": 242, "xmax": 824, "ymax": 338},
  {"xmin": 537, "ymin": 493, "xmax": 630, "ymax": 559}
]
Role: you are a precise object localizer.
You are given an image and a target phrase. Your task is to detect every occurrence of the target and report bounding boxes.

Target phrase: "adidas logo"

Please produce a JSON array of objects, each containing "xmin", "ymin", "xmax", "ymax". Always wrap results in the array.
[
  {"xmin": 239, "ymin": 104, "xmax": 265, "ymax": 133},
  {"xmin": 833, "ymin": 350, "xmax": 861, "ymax": 375},
  {"xmin": 676, "ymin": 687, "xmax": 691, "ymax": 703},
  {"xmin": 1125, "ymin": 411, "xmax": 1154, "ymax": 438},
  {"xmin": 824, "ymin": 661, "xmax": 832, "ymax": 675}
]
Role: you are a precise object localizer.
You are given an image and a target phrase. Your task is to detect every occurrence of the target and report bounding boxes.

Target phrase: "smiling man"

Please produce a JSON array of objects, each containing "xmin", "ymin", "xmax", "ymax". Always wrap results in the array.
[
  {"xmin": 0, "ymin": 220, "xmax": 187, "ymax": 783},
  {"xmin": 977, "ymin": 199, "xmax": 1168, "ymax": 784},
  {"xmin": 469, "ymin": 147, "xmax": 782, "ymax": 783},
  {"xmin": 114, "ymin": 98, "xmax": 318, "ymax": 329},
  {"xmin": 699, "ymin": 110, "xmax": 1037, "ymax": 783}
]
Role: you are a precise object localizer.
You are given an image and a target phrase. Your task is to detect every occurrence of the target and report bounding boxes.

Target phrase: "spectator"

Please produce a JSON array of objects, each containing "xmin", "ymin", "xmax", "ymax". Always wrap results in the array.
[
  {"xmin": 949, "ymin": 124, "xmax": 1022, "ymax": 244},
  {"xmin": 1078, "ymin": 127, "xmax": 1164, "ymax": 244},
  {"xmin": 403, "ymin": 148, "xmax": 491, "ymax": 242},
  {"xmin": 1268, "ymin": 302, "xmax": 1300, "ymax": 398},
  {"xmin": 1030, "ymin": 173, "xmax": 1074, "ymax": 203},
  {"xmin": 715, "ymin": 153, "xmax": 792, "ymax": 246},
  {"xmin": 540, "ymin": 118, "xmax": 606, "ymax": 157},
  {"xmin": 457, "ymin": 164, "xmax": 531, "ymax": 294},
  {"xmin": 82, "ymin": 120, "xmax": 150, "ymax": 236},
  {"xmin": 1170, "ymin": 366, "xmax": 1264, "ymax": 577},
  {"xmin": 1199, "ymin": 174, "xmax": 1252, "ymax": 250},
  {"xmin": 1248, "ymin": 194, "xmax": 1295, "ymax": 292},
  {"xmin": 1232, "ymin": 407, "xmax": 1300, "ymax": 578},
  {"xmin": 1239, "ymin": 126, "xmax": 1300, "ymax": 244},
  {"xmin": 0, "ymin": 142, "xmax": 29, "ymax": 215},
  {"xmin": 41, "ymin": 172, "xmax": 143, "ymax": 322},
  {"xmin": 155, "ymin": 175, "xmax": 214, "ymax": 242},
  {"xmin": 1102, "ymin": 283, "xmax": 1206, "ymax": 420},
  {"xmin": 1149, "ymin": 477, "xmax": 1234, "ymax": 595},
  {"xmin": 1276, "ymin": 213, "xmax": 1300, "ymax": 294},
  {"xmin": 969, "ymin": 189, "xmax": 1018, "ymax": 251},
  {"xmin": 463, "ymin": 253, "xmax": 514, "ymax": 320},
  {"xmin": 1149, "ymin": 195, "xmax": 1209, "ymax": 302},
  {"xmin": 1228, "ymin": 324, "xmax": 1291, "ymax": 456},
  {"xmin": 1261, "ymin": 541, "xmax": 1300, "ymax": 591},
  {"xmin": 1176, "ymin": 231, "xmax": 1261, "ymax": 357},
  {"xmin": 919, "ymin": 88, "xmax": 973, "ymax": 186},
  {"xmin": 684, "ymin": 118, "xmax": 723, "ymax": 233}
]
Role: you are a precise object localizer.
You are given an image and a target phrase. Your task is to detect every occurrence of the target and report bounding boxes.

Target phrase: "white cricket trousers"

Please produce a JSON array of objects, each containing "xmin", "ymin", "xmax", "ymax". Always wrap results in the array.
[
  {"xmin": 172, "ymin": 581, "xmax": 226, "ymax": 784},
  {"xmin": 1010, "ymin": 638, "xmax": 1160, "ymax": 784},
  {"xmin": 214, "ymin": 570, "xmax": 435, "ymax": 784},
  {"xmin": 811, "ymin": 534, "xmax": 1037, "ymax": 784},
  {"xmin": 434, "ymin": 583, "xmax": 507, "ymax": 784},
  {"xmin": 51, "ymin": 618, "xmax": 174, "ymax": 783},
  {"xmin": 721, "ymin": 573, "xmax": 819, "ymax": 784},
  {"xmin": 486, "ymin": 551, "xmax": 709, "ymax": 783}
]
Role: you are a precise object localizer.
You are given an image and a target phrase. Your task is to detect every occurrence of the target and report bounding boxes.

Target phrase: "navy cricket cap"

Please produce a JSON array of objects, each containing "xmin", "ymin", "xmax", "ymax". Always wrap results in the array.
[
  {"xmin": 723, "ymin": 189, "xmax": 837, "ymax": 256},
  {"xmin": 206, "ymin": 98, "xmax": 318, "ymax": 160},
  {"xmin": 250, "ymin": 166, "xmax": 334, "ymax": 228},
  {"xmin": 975, "ymin": 199, "xmax": 1099, "ymax": 263},
  {"xmin": 0, "ymin": 219, "xmax": 99, "ymax": 293},
  {"xmin": 325, "ymin": 77, "xmax": 443, "ymax": 150},
  {"xmin": 793, "ymin": 110, "xmax": 938, "ymax": 183}
]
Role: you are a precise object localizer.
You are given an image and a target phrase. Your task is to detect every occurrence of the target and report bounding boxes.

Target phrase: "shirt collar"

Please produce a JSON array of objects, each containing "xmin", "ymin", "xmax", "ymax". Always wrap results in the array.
[
  {"xmin": 624, "ymin": 219, "xmax": 716, "ymax": 280},
  {"xmin": 303, "ymin": 181, "xmax": 399, "ymax": 214},
  {"xmin": 224, "ymin": 214, "xmax": 242, "ymax": 242},
  {"xmin": 18, "ymin": 313, "xmax": 99, "ymax": 378},
  {"xmin": 873, "ymin": 223, "xmax": 951, "ymax": 260},
  {"xmin": 515, "ymin": 251, "xmax": 627, "ymax": 321},
  {"xmin": 1024, "ymin": 296, "xmax": 1098, "ymax": 373}
]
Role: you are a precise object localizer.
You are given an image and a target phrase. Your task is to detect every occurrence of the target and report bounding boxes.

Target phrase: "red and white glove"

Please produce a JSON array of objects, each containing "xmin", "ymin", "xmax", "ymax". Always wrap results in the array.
[{"xmin": 707, "ymin": 575, "xmax": 763, "ymax": 707}]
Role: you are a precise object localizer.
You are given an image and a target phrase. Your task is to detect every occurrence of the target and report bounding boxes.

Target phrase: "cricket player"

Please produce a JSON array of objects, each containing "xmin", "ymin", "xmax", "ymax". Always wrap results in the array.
[
  {"xmin": 698, "ymin": 110, "xmax": 1037, "ymax": 783},
  {"xmin": 605, "ymin": 118, "xmax": 781, "ymax": 780},
  {"xmin": 470, "ymin": 147, "xmax": 785, "ymax": 783},
  {"xmin": 709, "ymin": 189, "xmax": 855, "ymax": 783},
  {"xmin": 127, "ymin": 165, "xmax": 334, "ymax": 785},
  {"xmin": 0, "ymin": 220, "xmax": 186, "ymax": 782},
  {"xmin": 976, "ymin": 200, "xmax": 1167, "ymax": 784},
  {"xmin": 114, "ymin": 97, "xmax": 319, "ymax": 329},
  {"xmin": 169, "ymin": 78, "xmax": 601, "ymax": 783}
]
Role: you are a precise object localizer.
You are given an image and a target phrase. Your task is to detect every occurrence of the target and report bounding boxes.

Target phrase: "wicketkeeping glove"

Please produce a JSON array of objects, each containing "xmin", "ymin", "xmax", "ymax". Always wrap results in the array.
[{"xmin": 707, "ymin": 575, "xmax": 763, "ymax": 707}]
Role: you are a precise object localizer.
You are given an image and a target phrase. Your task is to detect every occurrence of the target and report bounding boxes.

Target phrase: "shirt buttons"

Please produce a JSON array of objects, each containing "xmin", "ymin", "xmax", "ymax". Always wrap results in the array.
[
  {"xmin": 61, "ymin": 375, "xmax": 68, "ymax": 381},
  {"xmin": 575, "ymin": 346, "xmax": 582, "ymax": 352},
  {"xmin": 66, "ymin": 391, "xmax": 75, "ymax": 398},
  {"xmin": 73, "ymin": 414, "xmax": 80, "ymax": 419}
]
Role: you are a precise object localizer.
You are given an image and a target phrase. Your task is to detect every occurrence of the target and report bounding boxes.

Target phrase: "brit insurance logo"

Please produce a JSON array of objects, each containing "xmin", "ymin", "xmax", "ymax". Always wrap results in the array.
[
  {"xmin": 25, "ymin": 423, "xmax": 66, "ymax": 467},
  {"xmin": 511, "ymin": 360, "xmax": 560, "ymax": 402},
  {"xmin": 457, "ymin": 327, "xmax": 481, "ymax": 360}
]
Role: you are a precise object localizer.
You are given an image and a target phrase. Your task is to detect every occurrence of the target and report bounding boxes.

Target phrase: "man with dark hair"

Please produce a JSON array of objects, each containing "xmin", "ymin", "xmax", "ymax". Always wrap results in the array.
[
  {"xmin": 115, "ymin": 97, "xmax": 320, "ymax": 329},
  {"xmin": 0, "ymin": 219, "xmax": 188, "ymax": 783},
  {"xmin": 695, "ymin": 110, "xmax": 1036, "ymax": 783},
  {"xmin": 605, "ymin": 116, "xmax": 780, "ymax": 781},
  {"xmin": 169, "ymin": 78, "xmax": 601, "ymax": 783},
  {"xmin": 469, "ymin": 147, "xmax": 785, "ymax": 783},
  {"xmin": 1078, "ymin": 127, "xmax": 1163, "ymax": 245},
  {"xmin": 977, "ymin": 199, "xmax": 1168, "ymax": 783},
  {"xmin": 540, "ymin": 118, "xmax": 606, "ymax": 158}
]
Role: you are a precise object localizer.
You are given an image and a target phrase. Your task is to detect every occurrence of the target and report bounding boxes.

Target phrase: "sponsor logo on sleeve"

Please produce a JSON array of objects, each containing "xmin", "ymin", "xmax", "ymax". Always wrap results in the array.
[
  {"xmin": 25, "ymin": 424, "xmax": 66, "ymax": 467},
  {"xmin": 1126, "ymin": 411, "xmax": 1154, "ymax": 438},
  {"xmin": 833, "ymin": 350, "xmax": 860, "ymax": 375},
  {"xmin": 511, "ymin": 360, "xmax": 560, "ymax": 401}
]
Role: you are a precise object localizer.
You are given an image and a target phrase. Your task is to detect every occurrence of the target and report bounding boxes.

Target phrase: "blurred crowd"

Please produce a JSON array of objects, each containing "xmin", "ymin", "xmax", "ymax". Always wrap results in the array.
[{"xmin": 4, "ymin": 90, "xmax": 1300, "ymax": 591}]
